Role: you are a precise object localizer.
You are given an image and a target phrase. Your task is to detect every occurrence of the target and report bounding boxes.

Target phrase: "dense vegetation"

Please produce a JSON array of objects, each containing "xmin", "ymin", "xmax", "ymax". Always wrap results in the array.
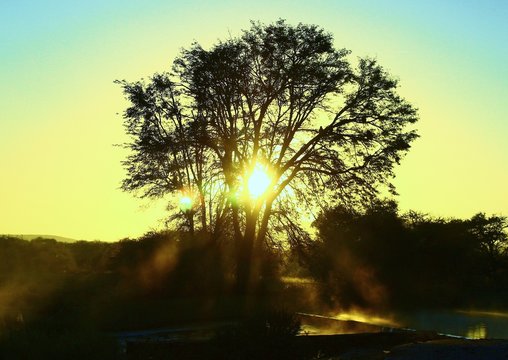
[
  {"xmin": 1, "ymin": 205, "xmax": 506, "ymax": 324},
  {"xmin": 305, "ymin": 201, "xmax": 508, "ymax": 310},
  {"xmin": 1, "ymin": 205, "xmax": 506, "ymax": 357},
  {"xmin": 0, "ymin": 233, "xmax": 230, "ymax": 358}
]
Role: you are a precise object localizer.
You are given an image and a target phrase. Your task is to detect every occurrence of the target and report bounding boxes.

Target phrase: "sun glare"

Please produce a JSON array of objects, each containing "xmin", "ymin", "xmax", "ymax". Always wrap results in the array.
[
  {"xmin": 179, "ymin": 195, "xmax": 193, "ymax": 212},
  {"xmin": 247, "ymin": 164, "xmax": 272, "ymax": 199}
]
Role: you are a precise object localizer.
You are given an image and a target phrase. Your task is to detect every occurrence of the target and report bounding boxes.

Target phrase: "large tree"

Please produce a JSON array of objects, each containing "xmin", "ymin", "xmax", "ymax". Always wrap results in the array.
[{"xmin": 117, "ymin": 20, "xmax": 418, "ymax": 291}]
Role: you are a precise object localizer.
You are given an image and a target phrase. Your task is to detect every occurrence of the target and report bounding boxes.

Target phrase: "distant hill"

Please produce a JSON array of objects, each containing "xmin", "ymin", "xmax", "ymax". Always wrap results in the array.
[{"xmin": 1, "ymin": 234, "xmax": 79, "ymax": 243}]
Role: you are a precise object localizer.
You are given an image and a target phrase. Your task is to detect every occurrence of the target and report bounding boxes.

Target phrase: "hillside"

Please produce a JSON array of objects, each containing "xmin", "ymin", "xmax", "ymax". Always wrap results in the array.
[{"xmin": 1, "ymin": 234, "xmax": 79, "ymax": 243}]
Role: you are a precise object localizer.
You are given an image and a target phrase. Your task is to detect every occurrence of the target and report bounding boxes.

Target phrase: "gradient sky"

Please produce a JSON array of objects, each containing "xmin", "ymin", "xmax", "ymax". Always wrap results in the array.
[{"xmin": 1, "ymin": 0, "xmax": 507, "ymax": 241}]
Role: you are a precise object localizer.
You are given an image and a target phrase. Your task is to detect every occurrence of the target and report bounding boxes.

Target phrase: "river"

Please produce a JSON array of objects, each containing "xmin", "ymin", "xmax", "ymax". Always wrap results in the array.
[{"xmin": 299, "ymin": 309, "xmax": 508, "ymax": 339}]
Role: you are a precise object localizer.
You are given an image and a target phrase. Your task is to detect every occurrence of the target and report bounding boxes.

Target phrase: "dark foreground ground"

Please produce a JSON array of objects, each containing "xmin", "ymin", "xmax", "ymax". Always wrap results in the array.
[
  {"xmin": 125, "ymin": 331, "xmax": 508, "ymax": 360},
  {"xmin": 386, "ymin": 339, "xmax": 508, "ymax": 360}
]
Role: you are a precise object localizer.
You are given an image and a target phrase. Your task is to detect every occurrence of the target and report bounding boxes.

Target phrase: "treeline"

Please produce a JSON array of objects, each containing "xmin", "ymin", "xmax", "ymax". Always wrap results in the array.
[
  {"xmin": 0, "ymin": 232, "xmax": 237, "ymax": 333},
  {"xmin": 0, "ymin": 232, "xmax": 245, "ymax": 358},
  {"xmin": 1, "ymin": 203, "xmax": 507, "ymax": 331},
  {"xmin": 0, "ymin": 232, "xmax": 227, "ymax": 281},
  {"xmin": 304, "ymin": 201, "xmax": 508, "ymax": 310}
]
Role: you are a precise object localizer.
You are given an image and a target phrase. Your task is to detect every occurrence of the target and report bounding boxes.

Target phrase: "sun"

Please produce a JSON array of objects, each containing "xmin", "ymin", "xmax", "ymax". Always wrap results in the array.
[{"xmin": 247, "ymin": 163, "xmax": 272, "ymax": 199}]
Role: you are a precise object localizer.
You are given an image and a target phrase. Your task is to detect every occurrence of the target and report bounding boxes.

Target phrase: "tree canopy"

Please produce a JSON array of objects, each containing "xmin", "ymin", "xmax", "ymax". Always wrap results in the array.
[
  {"xmin": 308, "ymin": 204, "xmax": 508, "ymax": 309},
  {"xmin": 117, "ymin": 20, "xmax": 418, "ymax": 289}
]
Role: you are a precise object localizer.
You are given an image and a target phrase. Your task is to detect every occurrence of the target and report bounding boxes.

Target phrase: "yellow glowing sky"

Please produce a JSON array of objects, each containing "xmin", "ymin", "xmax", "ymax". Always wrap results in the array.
[{"xmin": 1, "ymin": 1, "xmax": 507, "ymax": 241}]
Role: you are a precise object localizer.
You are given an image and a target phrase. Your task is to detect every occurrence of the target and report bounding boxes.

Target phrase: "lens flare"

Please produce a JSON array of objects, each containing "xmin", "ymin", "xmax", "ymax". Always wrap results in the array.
[{"xmin": 179, "ymin": 196, "xmax": 193, "ymax": 212}]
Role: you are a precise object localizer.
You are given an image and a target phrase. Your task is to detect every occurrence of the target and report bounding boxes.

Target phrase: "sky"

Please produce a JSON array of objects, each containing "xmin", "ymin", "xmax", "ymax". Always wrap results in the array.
[{"xmin": 1, "ymin": 0, "xmax": 507, "ymax": 241}]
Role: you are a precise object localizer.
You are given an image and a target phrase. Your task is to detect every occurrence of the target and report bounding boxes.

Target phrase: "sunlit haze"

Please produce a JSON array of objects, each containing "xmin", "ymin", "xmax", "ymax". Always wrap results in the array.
[{"xmin": 1, "ymin": 0, "xmax": 507, "ymax": 241}]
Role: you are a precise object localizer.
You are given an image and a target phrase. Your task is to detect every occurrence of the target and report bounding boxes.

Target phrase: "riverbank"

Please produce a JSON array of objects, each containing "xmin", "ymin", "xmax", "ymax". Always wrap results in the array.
[
  {"xmin": 120, "ymin": 310, "xmax": 508, "ymax": 359},
  {"xmin": 123, "ymin": 331, "xmax": 437, "ymax": 359},
  {"xmin": 124, "ymin": 332, "xmax": 508, "ymax": 359}
]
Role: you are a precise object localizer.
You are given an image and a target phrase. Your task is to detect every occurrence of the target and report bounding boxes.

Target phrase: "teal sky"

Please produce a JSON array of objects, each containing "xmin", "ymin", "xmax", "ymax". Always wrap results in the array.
[{"xmin": 1, "ymin": 0, "xmax": 507, "ymax": 241}]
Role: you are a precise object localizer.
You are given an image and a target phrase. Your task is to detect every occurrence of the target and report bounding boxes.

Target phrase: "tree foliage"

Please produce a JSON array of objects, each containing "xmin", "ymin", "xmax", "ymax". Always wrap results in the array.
[
  {"xmin": 308, "ymin": 204, "xmax": 508, "ymax": 309},
  {"xmin": 117, "ymin": 21, "xmax": 418, "ymax": 289}
]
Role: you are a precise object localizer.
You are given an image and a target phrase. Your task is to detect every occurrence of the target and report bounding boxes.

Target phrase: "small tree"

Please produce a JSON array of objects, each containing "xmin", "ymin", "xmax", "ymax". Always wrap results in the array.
[
  {"xmin": 117, "ymin": 20, "xmax": 418, "ymax": 292},
  {"xmin": 468, "ymin": 213, "xmax": 508, "ymax": 278}
]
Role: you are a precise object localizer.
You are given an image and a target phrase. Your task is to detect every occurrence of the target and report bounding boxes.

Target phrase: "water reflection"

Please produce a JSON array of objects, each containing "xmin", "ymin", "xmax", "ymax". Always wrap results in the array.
[
  {"xmin": 299, "ymin": 312, "xmax": 384, "ymax": 335},
  {"xmin": 299, "ymin": 310, "xmax": 508, "ymax": 339},
  {"xmin": 387, "ymin": 310, "xmax": 508, "ymax": 339},
  {"xmin": 466, "ymin": 323, "xmax": 487, "ymax": 339}
]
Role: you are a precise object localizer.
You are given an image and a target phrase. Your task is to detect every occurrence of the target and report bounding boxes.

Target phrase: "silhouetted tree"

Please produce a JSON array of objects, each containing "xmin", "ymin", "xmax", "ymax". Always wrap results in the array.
[
  {"xmin": 467, "ymin": 213, "xmax": 508, "ymax": 284},
  {"xmin": 469, "ymin": 213, "xmax": 507, "ymax": 258},
  {"xmin": 117, "ymin": 20, "xmax": 418, "ymax": 292},
  {"xmin": 309, "ymin": 203, "xmax": 508, "ymax": 309}
]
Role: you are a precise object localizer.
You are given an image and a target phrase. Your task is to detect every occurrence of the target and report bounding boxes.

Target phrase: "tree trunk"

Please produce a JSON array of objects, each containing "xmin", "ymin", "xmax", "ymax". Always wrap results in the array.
[
  {"xmin": 186, "ymin": 212, "xmax": 195, "ymax": 237},
  {"xmin": 199, "ymin": 191, "xmax": 207, "ymax": 231},
  {"xmin": 235, "ymin": 208, "xmax": 258, "ymax": 295},
  {"xmin": 255, "ymin": 199, "xmax": 274, "ymax": 253}
]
